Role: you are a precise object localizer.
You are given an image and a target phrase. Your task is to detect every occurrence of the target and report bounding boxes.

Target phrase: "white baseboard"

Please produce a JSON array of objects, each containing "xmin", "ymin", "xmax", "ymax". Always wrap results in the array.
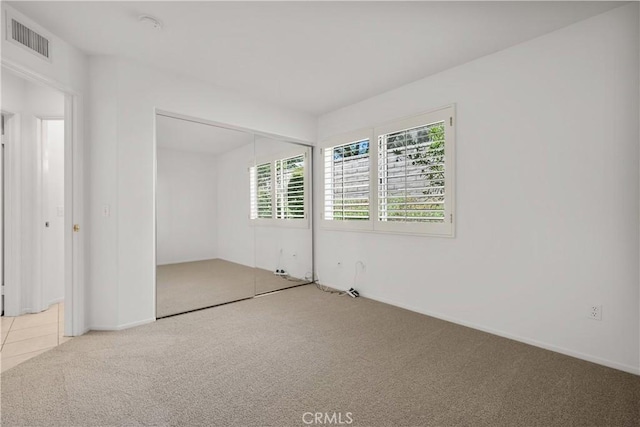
[
  {"xmin": 319, "ymin": 282, "xmax": 640, "ymax": 376},
  {"xmin": 75, "ymin": 326, "xmax": 90, "ymax": 337},
  {"xmin": 157, "ymin": 256, "xmax": 218, "ymax": 266},
  {"xmin": 47, "ymin": 297, "xmax": 64, "ymax": 306},
  {"xmin": 15, "ymin": 299, "xmax": 62, "ymax": 316},
  {"xmin": 90, "ymin": 318, "xmax": 155, "ymax": 332}
]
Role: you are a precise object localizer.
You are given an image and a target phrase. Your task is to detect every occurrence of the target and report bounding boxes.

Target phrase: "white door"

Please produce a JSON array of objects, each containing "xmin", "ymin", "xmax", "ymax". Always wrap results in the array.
[{"xmin": 41, "ymin": 119, "xmax": 65, "ymax": 306}]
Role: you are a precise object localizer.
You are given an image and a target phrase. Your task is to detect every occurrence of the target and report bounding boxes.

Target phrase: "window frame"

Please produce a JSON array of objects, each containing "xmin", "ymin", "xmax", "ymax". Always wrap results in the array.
[
  {"xmin": 320, "ymin": 128, "xmax": 375, "ymax": 231},
  {"xmin": 249, "ymin": 146, "xmax": 311, "ymax": 229},
  {"xmin": 320, "ymin": 105, "xmax": 455, "ymax": 237}
]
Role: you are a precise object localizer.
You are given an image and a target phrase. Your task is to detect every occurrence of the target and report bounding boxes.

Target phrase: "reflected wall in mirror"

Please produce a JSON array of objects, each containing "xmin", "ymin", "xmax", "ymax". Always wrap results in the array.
[
  {"xmin": 155, "ymin": 114, "xmax": 256, "ymax": 317},
  {"xmin": 252, "ymin": 137, "xmax": 313, "ymax": 294}
]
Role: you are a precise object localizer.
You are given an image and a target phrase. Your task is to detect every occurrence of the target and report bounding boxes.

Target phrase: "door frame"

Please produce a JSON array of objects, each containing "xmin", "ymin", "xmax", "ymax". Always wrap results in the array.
[
  {"xmin": 1, "ymin": 59, "xmax": 85, "ymax": 336},
  {"xmin": 1, "ymin": 111, "xmax": 18, "ymax": 318}
]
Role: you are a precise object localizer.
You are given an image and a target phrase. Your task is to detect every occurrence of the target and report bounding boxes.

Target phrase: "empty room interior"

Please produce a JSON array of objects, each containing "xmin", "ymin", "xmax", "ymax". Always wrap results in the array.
[{"xmin": 0, "ymin": 1, "xmax": 639, "ymax": 426}]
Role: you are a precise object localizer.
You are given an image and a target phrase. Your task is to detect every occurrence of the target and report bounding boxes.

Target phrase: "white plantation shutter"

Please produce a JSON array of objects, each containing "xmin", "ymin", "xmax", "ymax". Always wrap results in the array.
[
  {"xmin": 275, "ymin": 154, "xmax": 305, "ymax": 220},
  {"xmin": 250, "ymin": 162, "xmax": 273, "ymax": 219},
  {"xmin": 323, "ymin": 106, "xmax": 455, "ymax": 236},
  {"xmin": 378, "ymin": 121, "xmax": 446, "ymax": 223},
  {"xmin": 250, "ymin": 166, "xmax": 257, "ymax": 218},
  {"xmin": 374, "ymin": 105, "xmax": 455, "ymax": 236},
  {"xmin": 323, "ymin": 139, "xmax": 370, "ymax": 221}
]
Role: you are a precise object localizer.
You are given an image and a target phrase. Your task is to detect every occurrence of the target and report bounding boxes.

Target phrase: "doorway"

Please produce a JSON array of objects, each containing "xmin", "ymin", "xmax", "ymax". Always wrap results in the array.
[{"xmin": 0, "ymin": 69, "xmax": 74, "ymax": 370}]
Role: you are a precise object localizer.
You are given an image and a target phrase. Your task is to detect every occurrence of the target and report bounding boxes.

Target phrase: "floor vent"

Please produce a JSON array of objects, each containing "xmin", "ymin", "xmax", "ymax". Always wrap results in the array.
[{"xmin": 10, "ymin": 18, "xmax": 50, "ymax": 60}]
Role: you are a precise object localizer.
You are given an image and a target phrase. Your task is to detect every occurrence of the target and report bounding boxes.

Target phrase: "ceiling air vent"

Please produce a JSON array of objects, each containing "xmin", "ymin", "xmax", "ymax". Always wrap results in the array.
[{"xmin": 9, "ymin": 18, "xmax": 51, "ymax": 60}]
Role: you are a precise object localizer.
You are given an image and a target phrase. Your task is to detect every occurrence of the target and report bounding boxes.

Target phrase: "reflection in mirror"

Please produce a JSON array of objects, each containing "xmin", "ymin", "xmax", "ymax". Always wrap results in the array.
[
  {"xmin": 252, "ymin": 137, "xmax": 313, "ymax": 294},
  {"xmin": 155, "ymin": 115, "xmax": 256, "ymax": 317}
]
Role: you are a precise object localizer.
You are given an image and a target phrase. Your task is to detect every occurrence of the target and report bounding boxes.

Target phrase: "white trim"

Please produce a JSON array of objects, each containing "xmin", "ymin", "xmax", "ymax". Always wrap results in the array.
[
  {"xmin": 68, "ymin": 92, "xmax": 84, "ymax": 337},
  {"xmin": 363, "ymin": 291, "xmax": 640, "ymax": 376},
  {"xmin": 1, "ymin": 59, "xmax": 79, "ymax": 95},
  {"xmin": 2, "ymin": 113, "xmax": 21, "ymax": 317},
  {"xmin": 152, "ymin": 111, "xmax": 157, "ymax": 321},
  {"xmin": 156, "ymin": 256, "xmax": 220, "ymax": 266},
  {"xmin": 117, "ymin": 317, "xmax": 155, "ymax": 330},
  {"xmin": 156, "ymin": 110, "xmax": 311, "ymax": 146},
  {"xmin": 35, "ymin": 118, "xmax": 44, "ymax": 311},
  {"xmin": 91, "ymin": 317, "xmax": 155, "ymax": 332},
  {"xmin": 46, "ymin": 296, "xmax": 64, "ymax": 306}
]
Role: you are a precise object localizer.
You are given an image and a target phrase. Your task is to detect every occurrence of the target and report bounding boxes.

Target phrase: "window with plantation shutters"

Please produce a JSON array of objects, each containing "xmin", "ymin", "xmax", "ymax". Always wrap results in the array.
[
  {"xmin": 321, "ymin": 105, "xmax": 455, "ymax": 236},
  {"xmin": 378, "ymin": 121, "xmax": 445, "ymax": 223},
  {"xmin": 275, "ymin": 154, "xmax": 306, "ymax": 220},
  {"xmin": 250, "ymin": 162, "xmax": 273, "ymax": 219},
  {"xmin": 323, "ymin": 139, "xmax": 370, "ymax": 221},
  {"xmin": 249, "ymin": 147, "xmax": 310, "ymax": 227},
  {"xmin": 374, "ymin": 106, "xmax": 455, "ymax": 236}
]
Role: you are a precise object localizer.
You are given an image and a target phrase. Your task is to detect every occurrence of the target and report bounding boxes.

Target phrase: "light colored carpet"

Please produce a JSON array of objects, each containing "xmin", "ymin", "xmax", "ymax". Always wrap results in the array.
[
  {"xmin": 2, "ymin": 285, "xmax": 639, "ymax": 426},
  {"xmin": 156, "ymin": 259, "xmax": 306, "ymax": 317}
]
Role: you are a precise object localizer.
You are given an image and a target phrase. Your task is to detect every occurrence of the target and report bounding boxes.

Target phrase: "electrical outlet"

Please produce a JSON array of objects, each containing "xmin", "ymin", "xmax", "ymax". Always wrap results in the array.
[{"xmin": 588, "ymin": 305, "xmax": 602, "ymax": 321}]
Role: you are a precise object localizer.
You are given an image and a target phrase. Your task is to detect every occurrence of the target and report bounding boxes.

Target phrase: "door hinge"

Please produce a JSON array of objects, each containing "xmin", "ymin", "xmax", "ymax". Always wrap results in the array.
[
  {"xmin": 450, "ymin": 213, "xmax": 453, "ymax": 223},
  {"xmin": 450, "ymin": 117, "xmax": 453, "ymax": 126}
]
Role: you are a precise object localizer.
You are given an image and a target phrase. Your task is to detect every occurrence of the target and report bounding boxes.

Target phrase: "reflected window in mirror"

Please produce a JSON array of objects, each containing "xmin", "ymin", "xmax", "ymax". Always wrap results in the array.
[
  {"xmin": 249, "ymin": 147, "xmax": 310, "ymax": 228},
  {"xmin": 275, "ymin": 154, "xmax": 305, "ymax": 220},
  {"xmin": 250, "ymin": 162, "xmax": 272, "ymax": 219}
]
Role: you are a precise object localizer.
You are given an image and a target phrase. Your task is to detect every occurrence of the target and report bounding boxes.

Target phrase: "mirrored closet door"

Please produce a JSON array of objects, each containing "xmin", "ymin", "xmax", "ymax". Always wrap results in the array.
[
  {"xmin": 155, "ymin": 113, "xmax": 313, "ymax": 318},
  {"xmin": 253, "ymin": 136, "xmax": 313, "ymax": 295}
]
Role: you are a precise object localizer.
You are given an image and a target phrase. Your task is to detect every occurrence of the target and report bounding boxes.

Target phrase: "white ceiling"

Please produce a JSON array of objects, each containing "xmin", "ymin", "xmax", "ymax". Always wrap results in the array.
[
  {"xmin": 11, "ymin": 1, "xmax": 625, "ymax": 115},
  {"xmin": 156, "ymin": 115, "xmax": 253, "ymax": 155}
]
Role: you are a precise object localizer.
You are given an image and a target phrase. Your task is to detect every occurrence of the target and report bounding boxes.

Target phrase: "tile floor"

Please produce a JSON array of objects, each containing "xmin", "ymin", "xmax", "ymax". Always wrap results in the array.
[{"xmin": 1, "ymin": 303, "xmax": 71, "ymax": 373}]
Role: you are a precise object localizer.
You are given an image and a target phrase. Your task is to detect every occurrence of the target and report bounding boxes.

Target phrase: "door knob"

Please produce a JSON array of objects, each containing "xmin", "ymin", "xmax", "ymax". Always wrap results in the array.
[{"xmin": 73, "ymin": 224, "xmax": 80, "ymax": 232}]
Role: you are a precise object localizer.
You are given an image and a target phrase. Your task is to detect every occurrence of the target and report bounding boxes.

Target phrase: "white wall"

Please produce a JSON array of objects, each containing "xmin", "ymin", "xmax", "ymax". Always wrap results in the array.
[
  {"xmin": 216, "ymin": 142, "xmax": 255, "ymax": 268},
  {"xmin": 1, "ymin": 71, "xmax": 65, "ymax": 314},
  {"xmin": 86, "ymin": 57, "xmax": 118, "ymax": 329},
  {"xmin": 254, "ymin": 227, "xmax": 312, "ymax": 280},
  {"xmin": 1, "ymin": 3, "xmax": 89, "ymax": 334},
  {"xmin": 88, "ymin": 57, "xmax": 316, "ymax": 329},
  {"xmin": 316, "ymin": 4, "xmax": 640, "ymax": 374},
  {"xmin": 156, "ymin": 148, "xmax": 218, "ymax": 265}
]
